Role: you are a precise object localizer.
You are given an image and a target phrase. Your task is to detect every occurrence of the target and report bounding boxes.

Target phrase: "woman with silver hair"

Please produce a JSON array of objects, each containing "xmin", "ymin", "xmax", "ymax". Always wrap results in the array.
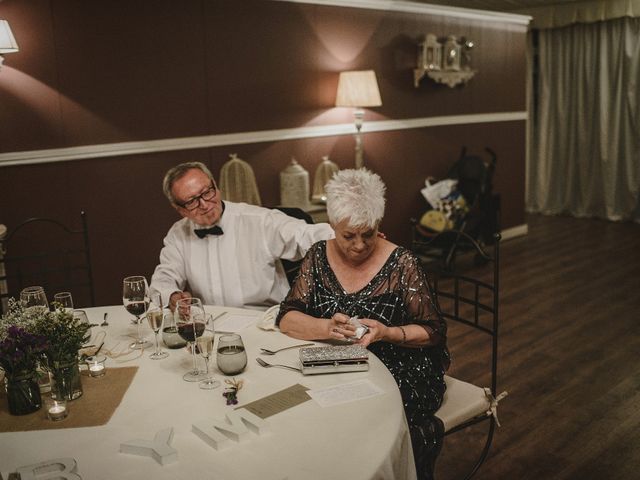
[{"xmin": 277, "ymin": 168, "xmax": 449, "ymax": 480}]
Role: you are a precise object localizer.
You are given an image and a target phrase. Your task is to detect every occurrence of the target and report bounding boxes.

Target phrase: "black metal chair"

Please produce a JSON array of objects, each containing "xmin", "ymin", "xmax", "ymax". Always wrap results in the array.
[
  {"xmin": 0, "ymin": 211, "xmax": 95, "ymax": 313},
  {"xmin": 425, "ymin": 230, "xmax": 507, "ymax": 480},
  {"xmin": 271, "ymin": 207, "xmax": 314, "ymax": 285}
]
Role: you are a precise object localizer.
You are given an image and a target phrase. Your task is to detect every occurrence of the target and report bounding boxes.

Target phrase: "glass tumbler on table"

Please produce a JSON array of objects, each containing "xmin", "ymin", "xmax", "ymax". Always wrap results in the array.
[
  {"xmin": 122, "ymin": 276, "xmax": 152, "ymax": 350},
  {"xmin": 175, "ymin": 297, "xmax": 207, "ymax": 382},
  {"xmin": 216, "ymin": 334, "xmax": 247, "ymax": 376}
]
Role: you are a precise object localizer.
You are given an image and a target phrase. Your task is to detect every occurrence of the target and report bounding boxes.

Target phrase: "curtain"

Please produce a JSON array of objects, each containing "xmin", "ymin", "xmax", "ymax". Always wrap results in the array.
[
  {"xmin": 527, "ymin": 16, "xmax": 640, "ymax": 222},
  {"xmin": 518, "ymin": 0, "xmax": 640, "ymax": 29}
]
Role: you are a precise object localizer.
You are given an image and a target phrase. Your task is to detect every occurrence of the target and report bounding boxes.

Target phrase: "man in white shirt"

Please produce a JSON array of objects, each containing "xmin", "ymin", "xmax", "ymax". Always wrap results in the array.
[{"xmin": 150, "ymin": 161, "xmax": 333, "ymax": 310}]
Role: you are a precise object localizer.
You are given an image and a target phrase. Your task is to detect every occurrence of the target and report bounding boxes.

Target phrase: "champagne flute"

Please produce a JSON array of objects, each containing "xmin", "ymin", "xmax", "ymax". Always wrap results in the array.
[
  {"xmin": 196, "ymin": 332, "xmax": 219, "ymax": 389},
  {"xmin": 53, "ymin": 292, "xmax": 74, "ymax": 314},
  {"xmin": 175, "ymin": 297, "xmax": 206, "ymax": 382},
  {"xmin": 20, "ymin": 286, "xmax": 49, "ymax": 313},
  {"xmin": 216, "ymin": 334, "xmax": 247, "ymax": 376},
  {"xmin": 147, "ymin": 308, "xmax": 169, "ymax": 360},
  {"xmin": 122, "ymin": 276, "xmax": 152, "ymax": 350}
]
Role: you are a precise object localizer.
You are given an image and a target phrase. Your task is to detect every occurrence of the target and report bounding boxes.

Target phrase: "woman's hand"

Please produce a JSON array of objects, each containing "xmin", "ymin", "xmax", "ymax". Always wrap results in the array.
[
  {"xmin": 327, "ymin": 313, "xmax": 357, "ymax": 340},
  {"xmin": 355, "ymin": 318, "xmax": 387, "ymax": 347}
]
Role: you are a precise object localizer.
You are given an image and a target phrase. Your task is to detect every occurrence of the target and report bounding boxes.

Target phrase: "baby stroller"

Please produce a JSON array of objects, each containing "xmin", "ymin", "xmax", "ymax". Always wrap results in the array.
[{"xmin": 411, "ymin": 147, "xmax": 500, "ymax": 270}]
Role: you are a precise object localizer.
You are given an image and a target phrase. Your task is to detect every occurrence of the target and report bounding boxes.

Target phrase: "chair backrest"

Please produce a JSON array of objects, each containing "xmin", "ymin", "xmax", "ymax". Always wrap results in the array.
[
  {"xmin": 272, "ymin": 207, "xmax": 314, "ymax": 225},
  {"xmin": 425, "ymin": 230, "xmax": 500, "ymax": 396},
  {"xmin": 271, "ymin": 207, "xmax": 314, "ymax": 285},
  {"xmin": 0, "ymin": 211, "xmax": 95, "ymax": 313}
]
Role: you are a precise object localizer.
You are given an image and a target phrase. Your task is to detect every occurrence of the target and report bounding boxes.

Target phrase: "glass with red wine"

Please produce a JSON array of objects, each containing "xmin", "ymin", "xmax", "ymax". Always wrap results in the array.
[
  {"xmin": 175, "ymin": 297, "xmax": 207, "ymax": 382},
  {"xmin": 122, "ymin": 276, "xmax": 152, "ymax": 350}
]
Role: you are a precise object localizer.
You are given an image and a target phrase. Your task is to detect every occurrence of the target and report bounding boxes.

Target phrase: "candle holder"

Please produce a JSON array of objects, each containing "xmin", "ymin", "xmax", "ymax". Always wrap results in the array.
[
  {"xmin": 85, "ymin": 355, "xmax": 107, "ymax": 377},
  {"xmin": 45, "ymin": 397, "xmax": 68, "ymax": 421}
]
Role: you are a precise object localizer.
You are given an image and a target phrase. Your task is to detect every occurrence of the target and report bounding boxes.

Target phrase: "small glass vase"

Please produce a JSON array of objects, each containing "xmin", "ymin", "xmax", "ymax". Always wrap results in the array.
[
  {"xmin": 5, "ymin": 370, "xmax": 42, "ymax": 415},
  {"xmin": 50, "ymin": 359, "xmax": 83, "ymax": 401}
]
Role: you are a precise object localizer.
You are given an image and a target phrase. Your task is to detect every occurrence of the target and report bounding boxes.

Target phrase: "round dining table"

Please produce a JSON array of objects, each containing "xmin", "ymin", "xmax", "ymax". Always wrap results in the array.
[{"xmin": 0, "ymin": 305, "xmax": 416, "ymax": 480}]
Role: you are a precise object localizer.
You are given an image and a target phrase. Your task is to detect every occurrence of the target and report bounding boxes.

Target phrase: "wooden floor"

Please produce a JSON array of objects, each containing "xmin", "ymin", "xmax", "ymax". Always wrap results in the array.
[{"xmin": 434, "ymin": 213, "xmax": 640, "ymax": 480}]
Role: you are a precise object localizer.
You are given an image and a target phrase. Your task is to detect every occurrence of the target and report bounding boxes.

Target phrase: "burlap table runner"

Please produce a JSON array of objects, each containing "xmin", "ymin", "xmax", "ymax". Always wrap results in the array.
[{"xmin": 0, "ymin": 366, "xmax": 138, "ymax": 432}]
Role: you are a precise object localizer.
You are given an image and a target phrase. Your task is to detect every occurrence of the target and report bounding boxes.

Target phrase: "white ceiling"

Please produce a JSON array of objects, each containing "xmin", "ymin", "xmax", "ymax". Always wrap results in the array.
[{"xmin": 408, "ymin": 0, "xmax": 586, "ymax": 12}]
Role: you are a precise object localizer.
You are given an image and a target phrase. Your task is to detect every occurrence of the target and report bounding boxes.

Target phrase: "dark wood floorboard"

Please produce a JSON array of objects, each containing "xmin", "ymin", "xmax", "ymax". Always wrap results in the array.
[{"xmin": 434, "ymin": 214, "xmax": 640, "ymax": 480}]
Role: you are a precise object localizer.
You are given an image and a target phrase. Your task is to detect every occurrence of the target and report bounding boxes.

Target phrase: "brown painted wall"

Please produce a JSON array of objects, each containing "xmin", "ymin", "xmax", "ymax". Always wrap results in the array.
[{"xmin": 0, "ymin": 0, "xmax": 527, "ymax": 306}]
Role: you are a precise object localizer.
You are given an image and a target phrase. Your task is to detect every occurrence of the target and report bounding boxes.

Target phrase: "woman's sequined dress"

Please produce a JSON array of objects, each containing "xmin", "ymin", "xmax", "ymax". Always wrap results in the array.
[{"xmin": 277, "ymin": 241, "xmax": 450, "ymax": 479}]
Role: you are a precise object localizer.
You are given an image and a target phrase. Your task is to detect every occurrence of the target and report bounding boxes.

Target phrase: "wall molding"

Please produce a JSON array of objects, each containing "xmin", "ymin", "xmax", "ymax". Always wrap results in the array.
[
  {"xmin": 0, "ymin": 111, "xmax": 527, "ymax": 167},
  {"xmin": 273, "ymin": 0, "xmax": 532, "ymax": 25}
]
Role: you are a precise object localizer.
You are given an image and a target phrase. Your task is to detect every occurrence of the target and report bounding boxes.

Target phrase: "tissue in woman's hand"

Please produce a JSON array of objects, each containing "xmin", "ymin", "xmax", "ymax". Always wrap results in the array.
[{"xmin": 349, "ymin": 316, "xmax": 369, "ymax": 339}]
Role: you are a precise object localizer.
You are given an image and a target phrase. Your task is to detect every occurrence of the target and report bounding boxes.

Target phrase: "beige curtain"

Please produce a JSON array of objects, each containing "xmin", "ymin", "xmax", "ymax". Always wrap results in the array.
[
  {"xmin": 527, "ymin": 16, "xmax": 640, "ymax": 222},
  {"xmin": 518, "ymin": 0, "xmax": 640, "ymax": 29}
]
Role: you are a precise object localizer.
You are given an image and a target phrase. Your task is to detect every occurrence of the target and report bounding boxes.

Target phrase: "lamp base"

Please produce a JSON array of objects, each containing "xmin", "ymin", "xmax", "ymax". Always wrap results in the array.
[{"xmin": 353, "ymin": 109, "xmax": 365, "ymax": 169}]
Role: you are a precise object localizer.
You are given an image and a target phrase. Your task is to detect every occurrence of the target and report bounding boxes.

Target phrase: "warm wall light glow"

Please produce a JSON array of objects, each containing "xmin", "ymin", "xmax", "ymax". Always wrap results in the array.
[
  {"xmin": 0, "ymin": 19, "xmax": 19, "ymax": 70},
  {"xmin": 335, "ymin": 70, "xmax": 382, "ymax": 169}
]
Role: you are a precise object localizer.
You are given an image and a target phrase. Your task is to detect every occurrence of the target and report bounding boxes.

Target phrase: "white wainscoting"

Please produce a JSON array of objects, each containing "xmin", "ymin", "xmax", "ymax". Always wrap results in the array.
[{"xmin": 0, "ymin": 111, "xmax": 527, "ymax": 167}]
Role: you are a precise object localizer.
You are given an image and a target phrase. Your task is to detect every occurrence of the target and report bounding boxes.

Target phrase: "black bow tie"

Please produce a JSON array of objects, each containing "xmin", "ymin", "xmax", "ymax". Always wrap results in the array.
[{"xmin": 194, "ymin": 225, "xmax": 224, "ymax": 238}]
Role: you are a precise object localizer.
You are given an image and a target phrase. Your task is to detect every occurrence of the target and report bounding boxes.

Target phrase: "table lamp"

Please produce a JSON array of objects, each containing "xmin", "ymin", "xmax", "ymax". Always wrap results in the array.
[
  {"xmin": 0, "ymin": 20, "xmax": 19, "ymax": 70},
  {"xmin": 335, "ymin": 70, "xmax": 382, "ymax": 169}
]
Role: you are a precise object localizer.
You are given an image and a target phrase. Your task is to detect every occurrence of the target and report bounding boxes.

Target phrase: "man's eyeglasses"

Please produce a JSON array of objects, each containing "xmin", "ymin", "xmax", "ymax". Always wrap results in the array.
[{"xmin": 176, "ymin": 184, "xmax": 217, "ymax": 211}]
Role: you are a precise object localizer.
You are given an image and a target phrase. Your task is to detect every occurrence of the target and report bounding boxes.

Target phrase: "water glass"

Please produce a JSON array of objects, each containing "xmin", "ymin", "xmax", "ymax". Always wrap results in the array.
[{"xmin": 216, "ymin": 334, "xmax": 247, "ymax": 376}]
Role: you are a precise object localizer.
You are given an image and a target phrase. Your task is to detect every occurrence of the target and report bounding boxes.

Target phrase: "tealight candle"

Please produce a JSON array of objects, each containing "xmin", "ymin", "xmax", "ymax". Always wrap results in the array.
[
  {"xmin": 46, "ymin": 399, "xmax": 68, "ymax": 421},
  {"xmin": 85, "ymin": 355, "xmax": 107, "ymax": 377}
]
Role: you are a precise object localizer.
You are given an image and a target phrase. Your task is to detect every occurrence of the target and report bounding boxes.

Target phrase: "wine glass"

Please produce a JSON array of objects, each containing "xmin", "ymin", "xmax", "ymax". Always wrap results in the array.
[
  {"xmin": 216, "ymin": 334, "xmax": 247, "ymax": 376},
  {"xmin": 122, "ymin": 276, "xmax": 152, "ymax": 350},
  {"xmin": 147, "ymin": 308, "xmax": 169, "ymax": 360},
  {"xmin": 147, "ymin": 289, "xmax": 168, "ymax": 359},
  {"xmin": 53, "ymin": 292, "xmax": 74, "ymax": 314},
  {"xmin": 20, "ymin": 286, "xmax": 49, "ymax": 313},
  {"xmin": 175, "ymin": 297, "xmax": 206, "ymax": 382},
  {"xmin": 72, "ymin": 309, "xmax": 92, "ymax": 345},
  {"xmin": 196, "ymin": 332, "xmax": 219, "ymax": 389}
]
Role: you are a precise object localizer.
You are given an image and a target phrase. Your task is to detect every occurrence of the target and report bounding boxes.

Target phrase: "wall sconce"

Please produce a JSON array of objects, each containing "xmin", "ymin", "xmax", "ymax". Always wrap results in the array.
[
  {"xmin": 0, "ymin": 20, "xmax": 19, "ymax": 70},
  {"xmin": 335, "ymin": 70, "xmax": 382, "ymax": 169},
  {"xmin": 414, "ymin": 34, "xmax": 476, "ymax": 88}
]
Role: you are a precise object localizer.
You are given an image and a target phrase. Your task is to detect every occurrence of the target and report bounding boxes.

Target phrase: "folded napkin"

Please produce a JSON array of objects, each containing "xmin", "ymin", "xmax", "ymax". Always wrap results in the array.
[{"xmin": 257, "ymin": 305, "xmax": 280, "ymax": 331}]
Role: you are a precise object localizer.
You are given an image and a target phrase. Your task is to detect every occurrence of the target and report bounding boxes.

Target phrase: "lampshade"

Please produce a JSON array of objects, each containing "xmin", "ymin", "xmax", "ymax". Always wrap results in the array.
[
  {"xmin": 335, "ymin": 70, "xmax": 382, "ymax": 108},
  {"xmin": 0, "ymin": 20, "xmax": 19, "ymax": 53}
]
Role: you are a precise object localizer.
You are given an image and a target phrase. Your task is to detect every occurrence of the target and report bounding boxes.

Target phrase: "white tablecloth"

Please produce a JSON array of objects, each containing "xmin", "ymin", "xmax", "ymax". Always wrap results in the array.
[{"xmin": 0, "ymin": 305, "xmax": 416, "ymax": 480}]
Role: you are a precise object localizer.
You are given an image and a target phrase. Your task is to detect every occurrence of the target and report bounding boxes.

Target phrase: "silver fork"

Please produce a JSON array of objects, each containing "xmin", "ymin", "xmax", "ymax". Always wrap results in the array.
[
  {"xmin": 260, "ymin": 343, "xmax": 314, "ymax": 355},
  {"xmin": 255, "ymin": 357, "xmax": 301, "ymax": 372}
]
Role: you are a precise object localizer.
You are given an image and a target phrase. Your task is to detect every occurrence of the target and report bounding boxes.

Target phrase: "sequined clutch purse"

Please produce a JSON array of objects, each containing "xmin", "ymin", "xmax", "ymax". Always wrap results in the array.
[{"xmin": 299, "ymin": 345, "xmax": 369, "ymax": 375}]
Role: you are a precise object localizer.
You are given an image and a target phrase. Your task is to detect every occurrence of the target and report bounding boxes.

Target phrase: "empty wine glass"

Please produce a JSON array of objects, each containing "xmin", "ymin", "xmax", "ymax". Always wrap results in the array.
[
  {"xmin": 72, "ymin": 309, "xmax": 92, "ymax": 345},
  {"xmin": 20, "ymin": 286, "xmax": 49, "ymax": 313},
  {"xmin": 216, "ymin": 334, "xmax": 247, "ymax": 376},
  {"xmin": 175, "ymin": 297, "xmax": 206, "ymax": 382},
  {"xmin": 53, "ymin": 292, "xmax": 74, "ymax": 314},
  {"xmin": 122, "ymin": 276, "xmax": 152, "ymax": 350},
  {"xmin": 196, "ymin": 332, "xmax": 219, "ymax": 390}
]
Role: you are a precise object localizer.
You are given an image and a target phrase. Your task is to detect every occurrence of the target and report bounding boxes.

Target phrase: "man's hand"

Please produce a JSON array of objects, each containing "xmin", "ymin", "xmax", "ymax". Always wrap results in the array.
[{"xmin": 169, "ymin": 291, "xmax": 192, "ymax": 312}]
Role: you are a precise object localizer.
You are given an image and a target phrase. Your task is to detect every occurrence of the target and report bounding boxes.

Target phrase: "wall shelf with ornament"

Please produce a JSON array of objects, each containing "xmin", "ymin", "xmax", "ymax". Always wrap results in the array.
[{"xmin": 413, "ymin": 34, "xmax": 477, "ymax": 88}]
